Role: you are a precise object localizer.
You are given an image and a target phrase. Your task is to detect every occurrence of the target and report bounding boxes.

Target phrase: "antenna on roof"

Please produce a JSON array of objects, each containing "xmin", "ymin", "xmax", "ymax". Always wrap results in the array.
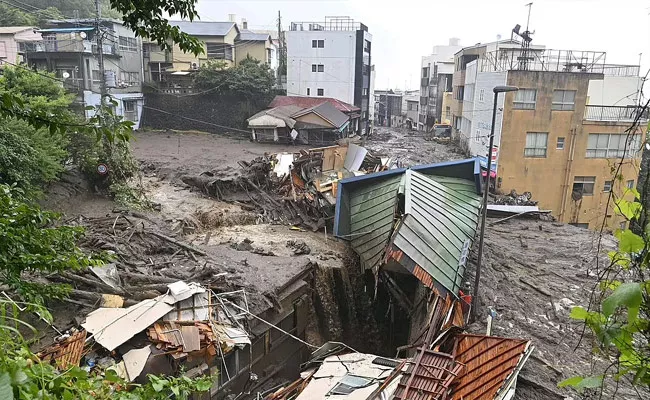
[{"xmin": 512, "ymin": 2, "xmax": 534, "ymax": 70}]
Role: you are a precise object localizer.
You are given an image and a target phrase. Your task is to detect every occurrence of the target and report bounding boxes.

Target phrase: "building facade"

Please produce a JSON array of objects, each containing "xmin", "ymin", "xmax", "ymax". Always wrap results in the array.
[
  {"xmin": 23, "ymin": 19, "xmax": 144, "ymax": 128},
  {"xmin": 286, "ymin": 16, "xmax": 372, "ymax": 134},
  {"xmin": 418, "ymin": 38, "xmax": 461, "ymax": 131},
  {"xmin": 374, "ymin": 90, "xmax": 402, "ymax": 127},
  {"xmin": 0, "ymin": 26, "xmax": 41, "ymax": 67},
  {"xmin": 456, "ymin": 46, "xmax": 647, "ymax": 229}
]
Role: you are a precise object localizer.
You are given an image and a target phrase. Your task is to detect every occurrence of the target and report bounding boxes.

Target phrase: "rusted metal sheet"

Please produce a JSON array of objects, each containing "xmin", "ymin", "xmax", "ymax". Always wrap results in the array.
[
  {"xmin": 38, "ymin": 330, "xmax": 87, "ymax": 369},
  {"xmin": 393, "ymin": 350, "xmax": 462, "ymax": 400},
  {"xmin": 452, "ymin": 334, "xmax": 531, "ymax": 400}
]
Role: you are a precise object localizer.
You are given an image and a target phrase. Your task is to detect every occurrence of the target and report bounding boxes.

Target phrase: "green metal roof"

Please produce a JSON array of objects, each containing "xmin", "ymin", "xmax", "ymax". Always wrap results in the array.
[
  {"xmin": 391, "ymin": 171, "xmax": 481, "ymax": 295},
  {"xmin": 346, "ymin": 175, "xmax": 402, "ymax": 270}
]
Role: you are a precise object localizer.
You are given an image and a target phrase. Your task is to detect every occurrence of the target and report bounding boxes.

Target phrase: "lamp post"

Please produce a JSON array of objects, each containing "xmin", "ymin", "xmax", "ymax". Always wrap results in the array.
[{"xmin": 471, "ymin": 85, "xmax": 518, "ymax": 322}]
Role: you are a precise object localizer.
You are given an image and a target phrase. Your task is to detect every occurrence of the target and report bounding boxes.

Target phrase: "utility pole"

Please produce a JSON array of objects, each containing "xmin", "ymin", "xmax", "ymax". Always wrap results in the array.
[
  {"xmin": 277, "ymin": 10, "xmax": 282, "ymax": 87},
  {"xmin": 95, "ymin": 0, "xmax": 106, "ymax": 102}
]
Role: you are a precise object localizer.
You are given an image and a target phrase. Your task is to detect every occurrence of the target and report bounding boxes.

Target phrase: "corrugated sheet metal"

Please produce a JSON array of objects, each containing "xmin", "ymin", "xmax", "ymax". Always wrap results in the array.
[
  {"xmin": 452, "ymin": 334, "xmax": 531, "ymax": 400},
  {"xmin": 347, "ymin": 175, "xmax": 401, "ymax": 270},
  {"xmin": 393, "ymin": 350, "xmax": 461, "ymax": 400},
  {"xmin": 392, "ymin": 171, "xmax": 481, "ymax": 295}
]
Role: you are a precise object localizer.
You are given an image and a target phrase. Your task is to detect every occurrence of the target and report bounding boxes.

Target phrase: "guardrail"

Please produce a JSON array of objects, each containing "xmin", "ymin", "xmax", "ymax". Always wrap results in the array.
[{"xmin": 584, "ymin": 105, "xmax": 649, "ymax": 122}]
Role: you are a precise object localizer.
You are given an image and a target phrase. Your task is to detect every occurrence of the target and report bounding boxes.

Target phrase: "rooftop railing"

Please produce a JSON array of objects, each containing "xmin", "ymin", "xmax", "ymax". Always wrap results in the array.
[{"xmin": 584, "ymin": 105, "xmax": 649, "ymax": 122}]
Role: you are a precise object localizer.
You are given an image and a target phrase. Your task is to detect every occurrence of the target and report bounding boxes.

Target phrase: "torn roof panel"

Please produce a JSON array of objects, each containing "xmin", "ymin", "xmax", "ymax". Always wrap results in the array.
[
  {"xmin": 393, "ymin": 350, "xmax": 460, "ymax": 400},
  {"xmin": 391, "ymin": 171, "xmax": 481, "ymax": 296},
  {"xmin": 452, "ymin": 334, "xmax": 533, "ymax": 400}
]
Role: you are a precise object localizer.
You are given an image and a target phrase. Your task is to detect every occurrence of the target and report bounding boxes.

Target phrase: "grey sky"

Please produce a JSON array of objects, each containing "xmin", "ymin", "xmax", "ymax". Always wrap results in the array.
[{"xmin": 196, "ymin": 0, "xmax": 650, "ymax": 91}]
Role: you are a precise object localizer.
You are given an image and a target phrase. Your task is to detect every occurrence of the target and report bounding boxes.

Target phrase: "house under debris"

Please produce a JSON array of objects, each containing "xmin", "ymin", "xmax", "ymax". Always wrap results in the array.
[{"xmin": 248, "ymin": 96, "xmax": 362, "ymax": 145}]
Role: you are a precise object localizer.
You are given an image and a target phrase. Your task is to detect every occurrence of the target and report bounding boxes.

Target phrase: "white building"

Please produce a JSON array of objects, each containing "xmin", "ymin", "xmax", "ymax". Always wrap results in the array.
[
  {"xmin": 418, "ymin": 38, "xmax": 462, "ymax": 131},
  {"xmin": 287, "ymin": 16, "xmax": 372, "ymax": 134}
]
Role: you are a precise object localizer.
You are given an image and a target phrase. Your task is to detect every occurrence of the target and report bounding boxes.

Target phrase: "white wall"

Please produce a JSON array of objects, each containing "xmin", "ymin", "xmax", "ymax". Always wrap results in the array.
[
  {"xmin": 369, "ymin": 64, "xmax": 376, "ymax": 122},
  {"xmin": 287, "ymin": 30, "xmax": 356, "ymax": 102},
  {"xmin": 468, "ymin": 71, "xmax": 507, "ymax": 166},
  {"xmin": 83, "ymin": 91, "xmax": 144, "ymax": 130},
  {"xmin": 587, "ymin": 75, "xmax": 641, "ymax": 106}
]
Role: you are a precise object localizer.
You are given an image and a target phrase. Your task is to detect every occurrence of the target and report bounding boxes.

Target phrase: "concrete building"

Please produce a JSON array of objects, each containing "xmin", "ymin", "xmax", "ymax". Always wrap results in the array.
[
  {"xmin": 456, "ymin": 45, "xmax": 647, "ymax": 229},
  {"xmin": 287, "ymin": 16, "xmax": 372, "ymax": 134},
  {"xmin": 0, "ymin": 26, "xmax": 41, "ymax": 67},
  {"xmin": 418, "ymin": 38, "xmax": 462, "ymax": 131},
  {"xmin": 369, "ymin": 64, "xmax": 376, "ymax": 129},
  {"xmin": 374, "ymin": 90, "xmax": 402, "ymax": 127},
  {"xmin": 24, "ymin": 19, "xmax": 144, "ymax": 128},
  {"xmin": 403, "ymin": 90, "xmax": 420, "ymax": 129}
]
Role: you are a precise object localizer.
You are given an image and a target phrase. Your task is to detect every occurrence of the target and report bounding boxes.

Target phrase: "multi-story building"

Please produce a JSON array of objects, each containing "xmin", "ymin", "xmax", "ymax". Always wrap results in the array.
[
  {"xmin": 286, "ymin": 16, "xmax": 372, "ymax": 134},
  {"xmin": 457, "ymin": 45, "xmax": 647, "ymax": 229},
  {"xmin": 418, "ymin": 38, "xmax": 462, "ymax": 131},
  {"xmin": 374, "ymin": 90, "xmax": 402, "ymax": 127},
  {"xmin": 23, "ymin": 19, "xmax": 144, "ymax": 127},
  {"xmin": 0, "ymin": 26, "xmax": 41, "ymax": 68},
  {"xmin": 369, "ymin": 64, "xmax": 376, "ymax": 128}
]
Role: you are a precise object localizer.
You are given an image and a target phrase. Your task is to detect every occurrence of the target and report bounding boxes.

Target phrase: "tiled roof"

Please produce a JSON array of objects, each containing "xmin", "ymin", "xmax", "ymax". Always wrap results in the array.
[
  {"xmin": 169, "ymin": 21, "xmax": 237, "ymax": 37},
  {"xmin": 269, "ymin": 96, "xmax": 360, "ymax": 113}
]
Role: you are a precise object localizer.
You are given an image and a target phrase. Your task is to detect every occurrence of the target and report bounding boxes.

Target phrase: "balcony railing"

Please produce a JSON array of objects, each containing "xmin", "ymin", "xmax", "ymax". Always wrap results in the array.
[
  {"xmin": 584, "ymin": 105, "xmax": 649, "ymax": 122},
  {"xmin": 22, "ymin": 40, "xmax": 118, "ymax": 56}
]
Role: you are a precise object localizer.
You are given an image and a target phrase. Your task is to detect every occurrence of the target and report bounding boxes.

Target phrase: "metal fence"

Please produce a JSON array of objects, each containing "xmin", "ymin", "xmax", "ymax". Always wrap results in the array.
[{"xmin": 584, "ymin": 105, "xmax": 649, "ymax": 122}]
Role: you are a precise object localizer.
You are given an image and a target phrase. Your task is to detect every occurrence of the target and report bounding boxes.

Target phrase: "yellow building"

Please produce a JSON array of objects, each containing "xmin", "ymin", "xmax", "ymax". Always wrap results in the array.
[
  {"xmin": 143, "ymin": 21, "xmax": 272, "ymax": 87},
  {"xmin": 452, "ymin": 47, "xmax": 647, "ymax": 230}
]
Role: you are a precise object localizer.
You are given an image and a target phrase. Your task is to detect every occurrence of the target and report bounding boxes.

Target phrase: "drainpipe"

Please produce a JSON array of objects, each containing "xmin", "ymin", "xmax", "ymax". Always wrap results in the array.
[{"xmin": 559, "ymin": 127, "xmax": 578, "ymax": 222}]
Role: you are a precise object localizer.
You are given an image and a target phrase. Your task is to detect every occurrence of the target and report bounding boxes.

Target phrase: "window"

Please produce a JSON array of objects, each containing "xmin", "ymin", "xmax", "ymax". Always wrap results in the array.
[
  {"xmin": 627, "ymin": 180, "xmax": 635, "ymax": 189},
  {"xmin": 513, "ymin": 89, "xmax": 537, "ymax": 110},
  {"xmin": 364, "ymin": 39, "xmax": 371, "ymax": 53},
  {"xmin": 479, "ymin": 89, "xmax": 485, "ymax": 102},
  {"xmin": 0, "ymin": 41, "xmax": 7, "ymax": 58},
  {"xmin": 524, "ymin": 132, "xmax": 548, "ymax": 157},
  {"xmin": 557, "ymin": 137, "xmax": 565, "ymax": 150},
  {"xmin": 317, "ymin": 88, "xmax": 324, "ymax": 96},
  {"xmin": 586, "ymin": 134, "xmax": 640, "ymax": 158},
  {"xmin": 119, "ymin": 71, "xmax": 140, "ymax": 86},
  {"xmin": 306, "ymin": 88, "xmax": 310, "ymax": 96},
  {"xmin": 311, "ymin": 64, "xmax": 316, "ymax": 72},
  {"xmin": 318, "ymin": 64, "xmax": 324, "ymax": 72},
  {"xmin": 311, "ymin": 39, "xmax": 324, "ymax": 48},
  {"xmin": 311, "ymin": 64, "xmax": 324, "ymax": 72},
  {"xmin": 362, "ymin": 88, "xmax": 368, "ymax": 96},
  {"xmin": 362, "ymin": 64, "xmax": 370, "ymax": 75},
  {"xmin": 123, "ymin": 100, "xmax": 136, "ymax": 112},
  {"xmin": 118, "ymin": 36, "xmax": 137, "ymax": 52},
  {"xmin": 91, "ymin": 69, "xmax": 101, "ymax": 84},
  {"xmin": 603, "ymin": 180, "xmax": 613, "ymax": 192},
  {"xmin": 206, "ymin": 43, "xmax": 233, "ymax": 60},
  {"xmin": 474, "ymin": 129, "xmax": 481, "ymax": 143},
  {"xmin": 454, "ymin": 86, "xmax": 465, "ymax": 101},
  {"xmin": 422, "ymin": 67, "xmax": 429, "ymax": 78},
  {"xmin": 552, "ymin": 90, "xmax": 576, "ymax": 111},
  {"xmin": 573, "ymin": 176, "xmax": 596, "ymax": 196}
]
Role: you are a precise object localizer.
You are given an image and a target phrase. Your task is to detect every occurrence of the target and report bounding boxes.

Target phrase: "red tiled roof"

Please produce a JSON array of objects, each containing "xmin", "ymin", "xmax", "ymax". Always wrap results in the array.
[{"xmin": 268, "ymin": 96, "xmax": 360, "ymax": 113}]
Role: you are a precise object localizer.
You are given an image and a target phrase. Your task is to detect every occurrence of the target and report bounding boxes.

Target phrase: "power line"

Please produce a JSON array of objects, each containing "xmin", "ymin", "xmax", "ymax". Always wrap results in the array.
[{"xmin": 142, "ymin": 105, "xmax": 252, "ymax": 134}]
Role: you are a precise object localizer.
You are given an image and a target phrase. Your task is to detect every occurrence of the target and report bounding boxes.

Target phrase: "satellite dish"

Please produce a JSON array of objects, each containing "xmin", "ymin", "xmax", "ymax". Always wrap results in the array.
[
  {"xmin": 62, "ymin": 71, "xmax": 70, "ymax": 79},
  {"xmin": 80, "ymin": 32, "xmax": 87, "ymax": 39}
]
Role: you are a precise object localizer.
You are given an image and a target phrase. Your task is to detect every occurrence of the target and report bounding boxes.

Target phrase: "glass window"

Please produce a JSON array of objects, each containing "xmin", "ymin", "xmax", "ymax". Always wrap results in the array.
[
  {"xmin": 557, "ymin": 137, "xmax": 565, "ymax": 150},
  {"xmin": 118, "ymin": 36, "xmax": 137, "ymax": 52},
  {"xmin": 627, "ymin": 180, "xmax": 635, "ymax": 189},
  {"xmin": 620, "ymin": 221, "xmax": 627, "ymax": 230},
  {"xmin": 603, "ymin": 180, "xmax": 613, "ymax": 192},
  {"xmin": 306, "ymin": 88, "xmax": 310, "ymax": 96},
  {"xmin": 586, "ymin": 134, "xmax": 640, "ymax": 158},
  {"xmin": 524, "ymin": 132, "xmax": 548, "ymax": 157},
  {"xmin": 311, "ymin": 64, "xmax": 317, "ymax": 72},
  {"xmin": 317, "ymin": 64, "xmax": 324, "ymax": 72},
  {"xmin": 474, "ymin": 129, "xmax": 481, "ymax": 143},
  {"xmin": 552, "ymin": 90, "xmax": 576, "ymax": 111},
  {"xmin": 513, "ymin": 89, "xmax": 537, "ymax": 110},
  {"xmin": 312, "ymin": 39, "xmax": 324, "ymax": 48},
  {"xmin": 573, "ymin": 176, "xmax": 596, "ymax": 196},
  {"xmin": 206, "ymin": 43, "xmax": 233, "ymax": 60},
  {"xmin": 479, "ymin": 89, "xmax": 485, "ymax": 102},
  {"xmin": 317, "ymin": 88, "xmax": 324, "ymax": 96},
  {"xmin": 312, "ymin": 40, "xmax": 317, "ymax": 48}
]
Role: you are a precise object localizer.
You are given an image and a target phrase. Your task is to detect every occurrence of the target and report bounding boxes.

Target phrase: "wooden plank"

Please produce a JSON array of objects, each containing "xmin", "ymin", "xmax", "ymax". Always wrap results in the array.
[{"xmin": 181, "ymin": 326, "xmax": 201, "ymax": 352}]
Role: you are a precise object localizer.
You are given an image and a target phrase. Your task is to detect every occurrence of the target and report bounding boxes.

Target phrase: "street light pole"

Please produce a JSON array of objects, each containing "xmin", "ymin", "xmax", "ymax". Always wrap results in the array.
[{"xmin": 471, "ymin": 85, "xmax": 518, "ymax": 322}]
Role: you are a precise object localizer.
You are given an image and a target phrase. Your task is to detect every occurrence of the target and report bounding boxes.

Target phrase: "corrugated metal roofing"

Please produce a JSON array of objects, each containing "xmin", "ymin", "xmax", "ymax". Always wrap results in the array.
[
  {"xmin": 247, "ymin": 105, "xmax": 303, "ymax": 128},
  {"xmin": 391, "ymin": 171, "xmax": 481, "ymax": 296},
  {"xmin": 169, "ymin": 21, "xmax": 237, "ymax": 37},
  {"xmin": 452, "ymin": 334, "xmax": 532, "ymax": 400},
  {"xmin": 292, "ymin": 101, "xmax": 349, "ymax": 129},
  {"xmin": 237, "ymin": 29, "xmax": 270, "ymax": 41},
  {"xmin": 345, "ymin": 174, "xmax": 402, "ymax": 270},
  {"xmin": 269, "ymin": 95, "xmax": 360, "ymax": 113},
  {"xmin": 393, "ymin": 350, "xmax": 461, "ymax": 400}
]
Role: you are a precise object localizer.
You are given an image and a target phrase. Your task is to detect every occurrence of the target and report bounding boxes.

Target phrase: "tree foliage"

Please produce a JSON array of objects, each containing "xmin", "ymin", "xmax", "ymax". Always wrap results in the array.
[{"xmin": 194, "ymin": 56, "xmax": 277, "ymax": 99}]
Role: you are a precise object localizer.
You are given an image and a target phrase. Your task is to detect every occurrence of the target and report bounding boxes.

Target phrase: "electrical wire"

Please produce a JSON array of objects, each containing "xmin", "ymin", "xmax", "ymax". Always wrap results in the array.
[{"xmin": 141, "ymin": 105, "xmax": 253, "ymax": 134}]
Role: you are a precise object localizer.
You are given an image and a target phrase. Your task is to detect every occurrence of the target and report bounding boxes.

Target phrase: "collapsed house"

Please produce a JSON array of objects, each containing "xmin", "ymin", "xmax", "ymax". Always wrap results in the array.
[{"xmin": 247, "ymin": 96, "xmax": 362, "ymax": 145}]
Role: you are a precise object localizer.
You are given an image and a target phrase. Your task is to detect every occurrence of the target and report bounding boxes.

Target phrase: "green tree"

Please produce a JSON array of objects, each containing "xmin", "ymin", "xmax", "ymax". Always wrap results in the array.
[
  {"xmin": 0, "ymin": 4, "xmax": 36, "ymax": 26},
  {"xmin": 194, "ymin": 56, "xmax": 276, "ymax": 99}
]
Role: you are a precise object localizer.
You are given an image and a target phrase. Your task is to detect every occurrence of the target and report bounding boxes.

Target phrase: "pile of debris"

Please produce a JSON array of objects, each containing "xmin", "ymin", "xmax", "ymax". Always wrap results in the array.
[
  {"xmin": 182, "ymin": 144, "xmax": 395, "ymax": 231},
  {"xmin": 36, "ymin": 281, "xmax": 251, "ymax": 388},
  {"xmin": 495, "ymin": 189, "xmax": 538, "ymax": 206}
]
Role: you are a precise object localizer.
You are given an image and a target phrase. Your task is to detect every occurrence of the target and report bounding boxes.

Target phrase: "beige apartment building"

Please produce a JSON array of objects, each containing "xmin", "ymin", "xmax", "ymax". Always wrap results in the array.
[{"xmin": 453, "ymin": 45, "xmax": 647, "ymax": 230}]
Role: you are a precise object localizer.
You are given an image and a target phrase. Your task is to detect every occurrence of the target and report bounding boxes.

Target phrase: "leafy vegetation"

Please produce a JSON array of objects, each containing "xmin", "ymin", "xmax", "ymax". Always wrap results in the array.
[{"xmin": 194, "ymin": 56, "xmax": 277, "ymax": 99}]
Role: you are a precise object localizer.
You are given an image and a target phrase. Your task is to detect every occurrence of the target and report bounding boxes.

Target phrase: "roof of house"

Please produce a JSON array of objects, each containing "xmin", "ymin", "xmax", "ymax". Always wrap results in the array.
[
  {"xmin": 0, "ymin": 26, "xmax": 34, "ymax": 34},
  {"xmin": 247, "ymin": 105, "xmax": 303, "ymax": 129},
  {"xmin": 269, "ymin": 95, "xmax": 360, "ymax": 113},
  {"xmin": 292, "ymin": 101, "xmax": 350, "ymax": 129},
  {"xmin": 237, "ymin": 29, "xmax": 270, "ymax": 42},
  {"xmin": 169, "ymin": 21, "xmax": 238, "ymax": 37}
]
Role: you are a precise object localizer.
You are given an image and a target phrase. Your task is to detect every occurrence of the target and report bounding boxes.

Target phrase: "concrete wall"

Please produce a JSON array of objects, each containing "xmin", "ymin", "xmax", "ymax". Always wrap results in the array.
[
  {"xmin": 587, "ymin": 75, "xmax": 641, "ymax": 106},
  {"xmin": 466, "ymin": 71, "xmax": 507, "ymax": 158},
  {"xmin": 287, "ymin": 30, "xmax": 356, "ymax": 101},
  {"xmin": 83, "ymin": 91, "xmax": 143, "ymax": 129},
  {"xmin": 495, "ymin": 70, "xmax": 642, "ymax": 229},
  {"xmin": 235, "ymin": 38, "xmax": 272, "ymax": 65}
]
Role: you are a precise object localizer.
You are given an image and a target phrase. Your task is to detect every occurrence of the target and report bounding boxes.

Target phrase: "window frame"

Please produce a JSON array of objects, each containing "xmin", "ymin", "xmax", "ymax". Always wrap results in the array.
[
  {"xmin": 306, "ymin": 88, "xmax": 310, "ymax": 96},
  {"xmin": 586, "ymin": 133, "xmax": 640, "ymax": 159},
  {"xmin": 317, "ymin": 64, "xmax": 324, "ymax": 72},
  {"xmin": 312, "ymin": 39, "xmax": 324, "ymax": 48},
  {"xmin": 551, "ymin": 90, "xmax": 576, "ymax": 111},
  {"xmin": 627, "ymin": 180, "xmax": 635, "ymax": 189},
  {"xmin": 118, "ymin": 36, "xmax": 137, "ymax": 52},
  {"xmin": 311, "ymin": 64, "xmax": 317, "ymax": 72},
  {"xmin": 603, "ymin": 180, "xmax": 613, "ymax": 192},
  {"xmin": 572, "ymin": 176, "xmax": 596, "ymax": 196},
  {"xmin": 479, "ymin": 89, "xmax": 485, "ymax": 102},
  {"xmin": 317, "ymin": 88, "xmax": 324, "ymax": 96},
  {"xmin": 524, "ymin": 132, "xmax": 548, "ymax": 158},
  {"xmin": 513, "ymin": 88, "xmax": 537, "ymax": 110},
  {"xmin": 556, "ymin": 137, "xmax": 565, "ymax": 150},
  {"xmin": 206, "ymin": 42, "xmax": 233, "ymax": 60}
]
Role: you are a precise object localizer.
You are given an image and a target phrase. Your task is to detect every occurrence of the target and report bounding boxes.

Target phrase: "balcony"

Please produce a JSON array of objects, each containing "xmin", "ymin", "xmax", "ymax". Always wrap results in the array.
[
  {"xmin": 584, "ymin": 105, "xmax": 649, "ymax": 122},
  {"xmin": 22, "ymin": 40, "xmax": 118, "ymax": 56},
  {"xmin": 420, "ymin": 77, "xmax": 429, "ymax": 87}
]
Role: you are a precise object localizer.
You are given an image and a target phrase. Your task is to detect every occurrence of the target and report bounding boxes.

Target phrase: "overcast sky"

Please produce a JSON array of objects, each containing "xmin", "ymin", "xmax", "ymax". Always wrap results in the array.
[{"xmin": 195, "ymin": 0, "xmax": 650, "ymax": 91}]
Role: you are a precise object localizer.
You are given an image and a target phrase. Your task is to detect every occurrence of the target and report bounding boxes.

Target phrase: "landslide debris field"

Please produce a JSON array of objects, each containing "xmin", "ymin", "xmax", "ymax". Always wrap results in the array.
[{"xmin": 43, "ymin": 129, "xmax": 628, "ymax": 399}]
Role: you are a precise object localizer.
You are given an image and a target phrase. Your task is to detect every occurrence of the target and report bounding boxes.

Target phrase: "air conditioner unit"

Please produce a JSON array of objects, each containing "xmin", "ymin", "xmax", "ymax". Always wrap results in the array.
[{"xmin": 190, "ymin": 62, "xmax": 199, "ymax": 70}]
